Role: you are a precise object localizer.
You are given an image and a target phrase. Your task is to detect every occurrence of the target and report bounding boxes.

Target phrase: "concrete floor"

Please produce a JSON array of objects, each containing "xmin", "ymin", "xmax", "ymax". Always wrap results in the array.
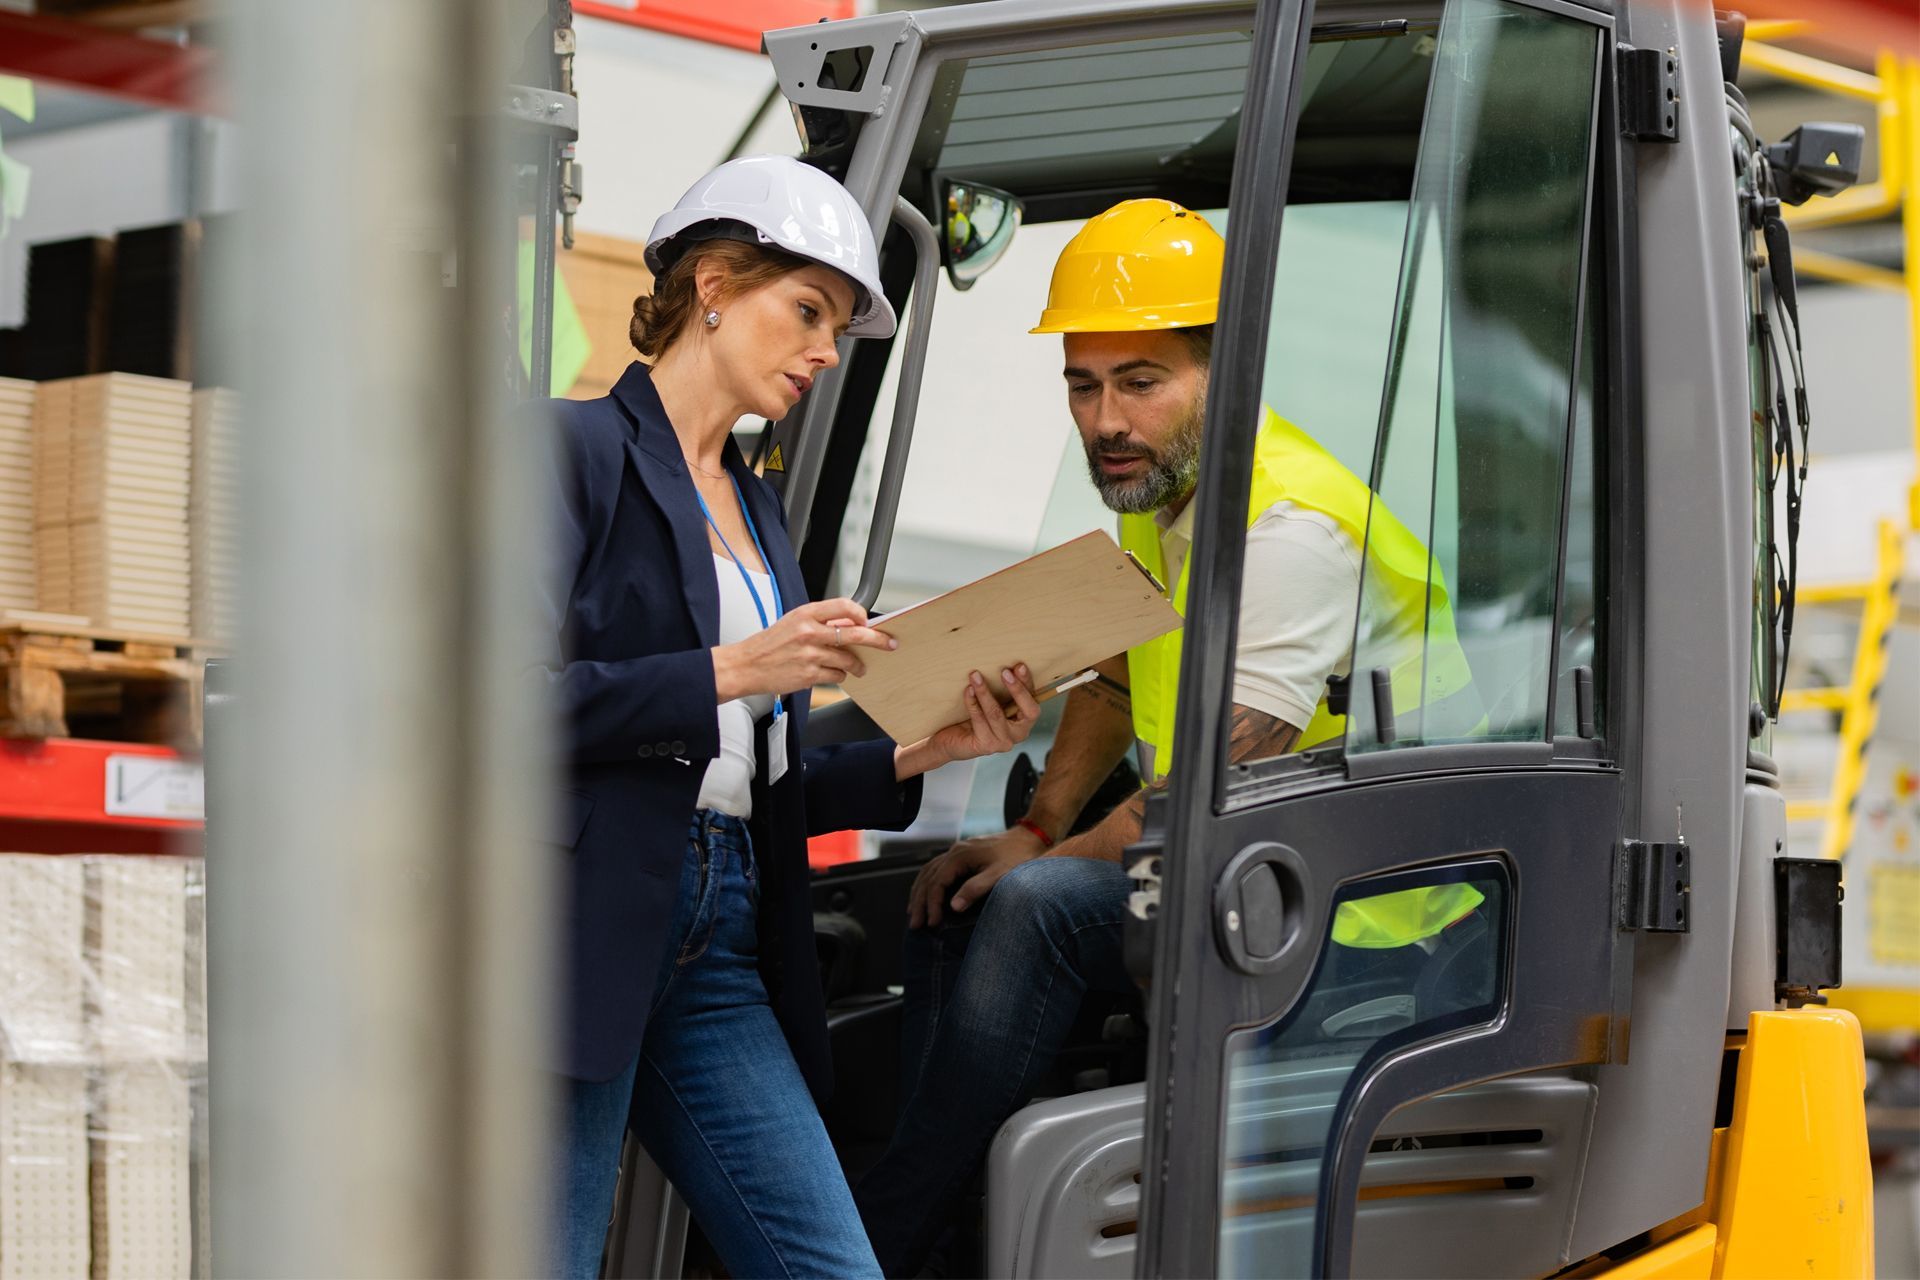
[{"xmin": 1880, "ymin": 1168, "xmax": 1920, "ymax": 1279}]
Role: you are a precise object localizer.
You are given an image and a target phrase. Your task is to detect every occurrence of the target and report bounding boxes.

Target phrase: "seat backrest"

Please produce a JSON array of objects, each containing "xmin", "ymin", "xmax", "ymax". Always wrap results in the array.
[{"xmin": 985, "ymin": 1068, "xmax": 1598, "ymax": 1279}]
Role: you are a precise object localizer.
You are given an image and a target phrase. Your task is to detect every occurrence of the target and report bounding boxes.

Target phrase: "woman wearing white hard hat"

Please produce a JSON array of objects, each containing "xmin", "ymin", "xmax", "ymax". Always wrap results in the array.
[{"xmin": 530, "ymin": 154, "xmax": 1039, "ymax": 1278}]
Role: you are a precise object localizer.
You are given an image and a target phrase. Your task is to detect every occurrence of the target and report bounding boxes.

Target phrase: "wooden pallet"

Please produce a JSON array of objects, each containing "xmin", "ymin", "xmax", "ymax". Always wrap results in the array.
[{"xmin": 0, "ymin": 619, "xmax": 207, "ymax": 747}]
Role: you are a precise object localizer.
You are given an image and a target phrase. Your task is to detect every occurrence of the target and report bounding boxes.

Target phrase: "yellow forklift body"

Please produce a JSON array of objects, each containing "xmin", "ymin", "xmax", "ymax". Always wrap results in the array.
[
  {"xmin": 1585, "ymin": 1009, "xmax": 1872, "ymax": 1279},
  {"xmin": 1596, "ymin": 1225, "xmax": 1719, "ymax": 1279},
  {"xmin": 1711, "ymin": 1009, "xmax": 1875, "ymax": 1279}
]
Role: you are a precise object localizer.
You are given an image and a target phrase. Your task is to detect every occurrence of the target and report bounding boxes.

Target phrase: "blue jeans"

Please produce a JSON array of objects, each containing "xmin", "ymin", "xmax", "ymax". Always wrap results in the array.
[
  {"xmin": 854, "ymin": 856, "xmax": 1135, "ymax": 1276},
  {"xmin": 552, "ymin": 811, "xmax": 880, "ymax": 1280}
]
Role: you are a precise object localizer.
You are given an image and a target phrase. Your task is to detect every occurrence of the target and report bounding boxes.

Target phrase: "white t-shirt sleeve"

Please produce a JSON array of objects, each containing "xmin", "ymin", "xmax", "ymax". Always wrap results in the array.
[{"xmin": 1231, "ymin": 503, "xmax": 1364, "ymax": 732}]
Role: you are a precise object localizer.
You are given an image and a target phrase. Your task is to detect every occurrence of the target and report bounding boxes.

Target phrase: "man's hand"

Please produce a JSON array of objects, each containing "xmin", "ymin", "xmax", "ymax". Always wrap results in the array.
[{"xmin": 907, "ymin": 825, "xmax": 1048, "ymax": 929}]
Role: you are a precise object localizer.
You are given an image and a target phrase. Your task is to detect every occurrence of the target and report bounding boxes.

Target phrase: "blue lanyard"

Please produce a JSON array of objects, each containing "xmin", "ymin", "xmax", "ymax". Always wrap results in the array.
[{"xmin": 695, "ymin": 472, "xmax": 785, "ymax": 716}]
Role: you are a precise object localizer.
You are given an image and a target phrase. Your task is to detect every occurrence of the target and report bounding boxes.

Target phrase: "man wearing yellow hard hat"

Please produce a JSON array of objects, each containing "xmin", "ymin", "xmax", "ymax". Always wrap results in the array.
[{"xmin": 854, "ymin": 200, "xmax": 1483, "ymax": 1274}]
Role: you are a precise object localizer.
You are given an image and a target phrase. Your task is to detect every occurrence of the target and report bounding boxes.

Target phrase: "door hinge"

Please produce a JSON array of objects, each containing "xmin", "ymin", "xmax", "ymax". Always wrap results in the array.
[
  {"xmin": 1618, "ymin": 43, "xmax": 1680, "ymax": 143},
  {"xmin": 1617, "ymin": 839, "xmax": 1690, "ymax": 932}
]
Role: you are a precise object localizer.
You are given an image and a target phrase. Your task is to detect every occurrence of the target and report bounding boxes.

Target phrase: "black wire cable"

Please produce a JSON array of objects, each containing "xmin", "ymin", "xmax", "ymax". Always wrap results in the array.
[{"xmin": 1756, "ymin": 222, "xmax": 1813, "ymax": 719}]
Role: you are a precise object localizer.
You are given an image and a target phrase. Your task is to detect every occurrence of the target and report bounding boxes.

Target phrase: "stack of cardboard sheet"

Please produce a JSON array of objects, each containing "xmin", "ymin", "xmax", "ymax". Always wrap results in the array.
[
  {"xmin": 88, "ymin": 859, "xmax": 190, "ymax": 1065},
  {"xmin": 106, "ymin": 223, "xmax": 199, "ymax": 383},
  {"xmin": 89, "ymin": 1065, "xmax": 191, "ymax": 1280},
  {"xmin": 0, "ymin": 857, "xmax": 88, "ymax": 1066},
  {"xmin": 0, "ymin": 855, "xmax": 206, "ymax": 1276},
  {"xmin": 0, "ymin": 237, "xmax": 114, "ymax": 383},
  {"xmin": 183, "ymin": 862, "xmax": 209, "ymax": 1280},
  {"xmin": 0, "ymin": 380, "xmax": 33, "ymax": 614},
  {"xmin": 34, "ymin": 375, "xmax": 193, "ymax": 638},
  {"xmin": 0, "ymin": 857, "xmax": 91, "ymax": 1278},
  {"xmin": 0, "ymin": 1064, "xmax": 91, "ymax": 1279},
  {"xmin": 86, "ymin": 858, "xmax": 193, "ymax": 1280},
  {"xmin": 188, "ymin": 389, "xmax": 237, "ymax": 645}
]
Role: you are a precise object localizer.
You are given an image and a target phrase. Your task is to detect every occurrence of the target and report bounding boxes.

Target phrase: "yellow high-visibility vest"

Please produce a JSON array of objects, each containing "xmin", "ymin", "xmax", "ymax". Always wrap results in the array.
[{"xmin": 1119, "ymin": 407, "xmax": 1484, "ymax": 948}]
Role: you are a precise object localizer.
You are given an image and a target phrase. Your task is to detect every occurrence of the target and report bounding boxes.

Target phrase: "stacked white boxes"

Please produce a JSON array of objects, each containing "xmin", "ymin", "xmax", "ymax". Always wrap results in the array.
[
  {"xmin": 88, "ymin": 860, "xmax": 190, "ymax": 1064},
  {"xmin": 0, "ymin": 857, "xmax": 91, "ymax": 1279},
  {"xmin": 0, "ymin": 1065, "xmax": 91, "ymax": 1279},
  {"xmin": 187, "ymin": 390, "xmax": 237, "ymax": 646},
  {"xmin": 33, "ymin": 375, "xmax": 193, "ymax": 638},
  {"xmin": 0, "ymin": 381, "xmax": 33, "ymax": 614},
  {"xmin": 89, "ymin": 1065, "xmax": 192, "ymax": 1280},
  {"xmin": 0, "ymin": 856, "xmax": 205, "ymax": 1278},
  {"xmin": 182, "ymin": 862, "xmax": 208, "ymax": 1280},
  {"xmin": 87, "ymin": 858, "xmax": 193, "ymax": 1280}
]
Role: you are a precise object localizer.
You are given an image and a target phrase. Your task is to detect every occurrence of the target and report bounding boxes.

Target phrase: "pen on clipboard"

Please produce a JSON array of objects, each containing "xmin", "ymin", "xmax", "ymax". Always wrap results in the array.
[
  {"xmin": 1032, "ymin": 668, "xmax": 1099, "ymax": 707},
  {"xmin": 1124, "ymin": 549, "xmax": 1167, "ymax": 595}
]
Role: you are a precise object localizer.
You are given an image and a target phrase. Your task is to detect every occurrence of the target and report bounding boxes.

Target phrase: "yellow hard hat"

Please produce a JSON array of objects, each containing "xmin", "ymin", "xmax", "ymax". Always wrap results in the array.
[{"xmin": 1030, "ymin": 199, "xmax": 1223, "ymax": 334}]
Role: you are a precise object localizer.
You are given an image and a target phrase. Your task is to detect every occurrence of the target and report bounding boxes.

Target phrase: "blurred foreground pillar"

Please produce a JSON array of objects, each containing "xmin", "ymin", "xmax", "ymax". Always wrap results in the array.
[{"xmin": 208, "ymin": 1, "xmax": 557, "ymax": 1275}]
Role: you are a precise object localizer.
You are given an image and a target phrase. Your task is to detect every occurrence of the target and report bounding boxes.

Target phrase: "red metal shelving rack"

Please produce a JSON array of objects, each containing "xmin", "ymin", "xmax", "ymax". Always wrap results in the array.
[
  {"xmin": 574, "ymin": 0, "xmax": 855, "ymax": 54},
  {"xmin": 0, "ymin": 8, "xmax": 220, "ymax": 116},
  {"xmin": 0, "ymin": 737, "xmax": 202, "ymax": 855}
]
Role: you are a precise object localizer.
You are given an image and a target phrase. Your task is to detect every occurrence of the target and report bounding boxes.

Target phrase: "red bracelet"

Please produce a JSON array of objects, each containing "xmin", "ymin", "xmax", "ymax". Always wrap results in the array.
[{"xmin": 1014, "ymin": 817, "xmax": 1054, "ymax": 849}]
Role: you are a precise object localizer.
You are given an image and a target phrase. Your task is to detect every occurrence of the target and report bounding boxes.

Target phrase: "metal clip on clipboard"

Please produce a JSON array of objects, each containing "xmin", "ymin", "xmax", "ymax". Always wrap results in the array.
[{"xmin": 1124, "ymin": 549, "xmax": 1168, "ymax": 596}]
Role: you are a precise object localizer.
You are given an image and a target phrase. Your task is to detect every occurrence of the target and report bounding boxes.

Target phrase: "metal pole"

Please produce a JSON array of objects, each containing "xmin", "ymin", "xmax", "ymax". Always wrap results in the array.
[
  {"xmin": 531, "ymin": 134, "xmax": 560, "ymax": 397},
  {"xmin": 211, "ymin": 1, "xmax": 554, "ymax": 1275}
]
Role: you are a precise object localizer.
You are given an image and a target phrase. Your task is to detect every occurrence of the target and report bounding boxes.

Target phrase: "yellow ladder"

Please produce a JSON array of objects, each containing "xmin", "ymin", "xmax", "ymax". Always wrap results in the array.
[{"xmin": 1782, "ymin": 520, "xmax": 1907, "ymax": 860}]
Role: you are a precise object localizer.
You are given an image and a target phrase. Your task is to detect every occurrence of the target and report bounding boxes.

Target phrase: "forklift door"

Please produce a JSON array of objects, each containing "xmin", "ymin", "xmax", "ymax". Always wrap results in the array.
[{"xmin": 1129, "ymin": 0, "xmax": 1628, "ymax": 1275}]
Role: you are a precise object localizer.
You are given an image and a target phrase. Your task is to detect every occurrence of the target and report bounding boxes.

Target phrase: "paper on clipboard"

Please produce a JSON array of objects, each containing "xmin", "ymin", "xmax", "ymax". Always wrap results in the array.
[{"xmin": 841, "ymin": 531, "xmax": 1182, "ymax": 745}]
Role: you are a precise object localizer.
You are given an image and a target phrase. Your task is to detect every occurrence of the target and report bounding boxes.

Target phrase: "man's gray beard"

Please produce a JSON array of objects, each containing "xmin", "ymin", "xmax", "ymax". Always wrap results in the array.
[{"xmin": 1086, "ymin": 403, "xmax": 1204, "ymax": 515}]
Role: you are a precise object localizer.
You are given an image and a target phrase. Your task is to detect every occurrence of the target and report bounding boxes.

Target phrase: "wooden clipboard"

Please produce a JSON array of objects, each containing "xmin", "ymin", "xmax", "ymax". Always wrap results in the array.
[{"xmin": 841, "ymin": 530, "xmax": 1182, "ymax": 745}]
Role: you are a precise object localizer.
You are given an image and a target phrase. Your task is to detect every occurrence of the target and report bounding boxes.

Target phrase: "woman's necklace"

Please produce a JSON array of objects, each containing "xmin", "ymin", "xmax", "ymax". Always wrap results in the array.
[{"xmin": 684, "ymin": 454, "xmax": 727, "ymax": 481}]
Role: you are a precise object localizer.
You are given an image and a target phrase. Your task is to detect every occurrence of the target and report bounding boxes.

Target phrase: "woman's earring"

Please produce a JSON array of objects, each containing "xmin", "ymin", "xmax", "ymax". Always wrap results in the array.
[{"xmin": 704, "ymin": 309, "xmax": 721, "ymax": 328}]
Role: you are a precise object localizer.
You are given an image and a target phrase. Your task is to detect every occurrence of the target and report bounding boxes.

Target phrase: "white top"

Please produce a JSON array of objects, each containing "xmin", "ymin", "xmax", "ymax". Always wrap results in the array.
[
  {"xmin": 1141, "ymin": 499, "xmax": 1364, "ymax": 780},
  {"xmin": 696, "ymin": 554, "xmax": 779, "ymax": 818}
]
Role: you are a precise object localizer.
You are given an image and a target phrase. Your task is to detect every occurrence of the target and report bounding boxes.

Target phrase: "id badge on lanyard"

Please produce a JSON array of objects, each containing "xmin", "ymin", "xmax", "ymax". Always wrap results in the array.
[
  {"xmin": 764, "ymin": 708, "xmax": 790, "ymax": 786},
  {"xmin": 698, "ymin": 474, "xmax": 790, "ymax": 784}
]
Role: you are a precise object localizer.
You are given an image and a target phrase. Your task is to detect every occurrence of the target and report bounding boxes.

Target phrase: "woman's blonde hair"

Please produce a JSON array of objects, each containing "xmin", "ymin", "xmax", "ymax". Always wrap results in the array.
[{"xmin": 630, "ymin": 237, "xmax": 814, "ymax": 359}]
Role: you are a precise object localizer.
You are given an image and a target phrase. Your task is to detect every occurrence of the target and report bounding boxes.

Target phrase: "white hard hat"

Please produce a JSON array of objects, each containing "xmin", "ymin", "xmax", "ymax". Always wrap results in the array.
[{"xmin": 645, "ymin": 155, "xmax": 897, "ymax": 339}]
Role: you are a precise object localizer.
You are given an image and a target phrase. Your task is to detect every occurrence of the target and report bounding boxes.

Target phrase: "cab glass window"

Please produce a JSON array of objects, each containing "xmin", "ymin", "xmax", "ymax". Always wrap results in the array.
[
  {"xmin": 819, "ymin": 29, "xmax": 1255, "ymax": 846},
  {"xmin": 1218, "ymin": 862, "xmax": 1510, "ymax": 1276},
  {"xmin": 1086, "ymin": 30, "xmax": 1440, "ymax": 784},
  {"xmin": 1552, "ymin": 261, "xmax": 1605, "ymax": 741},
  {"xmin": 1343, "ymin": 0, "xmax": 1602, "ymax": 754}
]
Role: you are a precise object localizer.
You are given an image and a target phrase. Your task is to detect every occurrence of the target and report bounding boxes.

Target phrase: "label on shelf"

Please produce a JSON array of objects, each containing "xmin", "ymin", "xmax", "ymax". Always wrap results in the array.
[{"xmin": 104, "ymin": 755, "xmax": 205, "ymax": 821}]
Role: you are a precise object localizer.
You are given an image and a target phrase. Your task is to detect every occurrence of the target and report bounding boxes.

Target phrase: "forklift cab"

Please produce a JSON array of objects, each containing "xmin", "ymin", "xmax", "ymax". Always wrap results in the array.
[{"xmin": 605, "ymin": 0, "xmax": 1869, "ymax": 1275}]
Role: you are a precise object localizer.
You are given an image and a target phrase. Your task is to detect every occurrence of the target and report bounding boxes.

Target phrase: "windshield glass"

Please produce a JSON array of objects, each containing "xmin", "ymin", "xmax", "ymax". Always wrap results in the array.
[{"xmin": 818, "ymin": 25, "xmax": 1441, "ymax": 851}]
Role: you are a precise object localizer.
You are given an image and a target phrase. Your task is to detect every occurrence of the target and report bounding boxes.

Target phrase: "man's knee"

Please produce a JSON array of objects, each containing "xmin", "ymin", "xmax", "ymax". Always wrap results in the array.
[{"xmin": 982, "ymin": 857, "xmax": 1128, "ymax": 941}]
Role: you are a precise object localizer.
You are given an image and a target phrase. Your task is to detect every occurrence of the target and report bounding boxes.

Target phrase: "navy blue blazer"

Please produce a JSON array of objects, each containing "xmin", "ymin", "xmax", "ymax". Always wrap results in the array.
[{"xmin": 532, "ymin": 361, "xmax": 921, "ymax": 1095}]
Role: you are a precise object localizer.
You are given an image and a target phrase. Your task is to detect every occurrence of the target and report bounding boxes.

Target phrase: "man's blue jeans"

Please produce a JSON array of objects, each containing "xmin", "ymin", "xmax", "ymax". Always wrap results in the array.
[
  {"xmin": 855, "ymin": 855, "xmax": 1136, "ymax": 1276},
  {"xmin": 551, "ymin": 811, "xmax": 881, "ymax": 1280}
]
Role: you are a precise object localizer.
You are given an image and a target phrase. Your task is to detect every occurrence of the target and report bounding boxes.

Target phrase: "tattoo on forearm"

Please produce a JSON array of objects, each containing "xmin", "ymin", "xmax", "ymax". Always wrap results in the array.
[
  {"xmin": 1076, "ymin": 676, "xmax": 1132, "ymax": 717},
  {"xmin": 1227, "ymin": 706, "xmax": 1302, "ymax": 763}
]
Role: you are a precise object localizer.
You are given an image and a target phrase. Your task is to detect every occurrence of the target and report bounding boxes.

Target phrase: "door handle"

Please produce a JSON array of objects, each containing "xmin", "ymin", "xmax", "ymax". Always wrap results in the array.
[{"xmin": 1214, "ymin": 842, "xmax": 1308, "ymax": 975}]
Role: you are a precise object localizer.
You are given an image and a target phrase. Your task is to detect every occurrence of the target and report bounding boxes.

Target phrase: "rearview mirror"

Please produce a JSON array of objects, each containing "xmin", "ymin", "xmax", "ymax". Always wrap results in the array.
[{"xmin": 942, "ymin": 180, "xmax": 1023, "ymax": 290}]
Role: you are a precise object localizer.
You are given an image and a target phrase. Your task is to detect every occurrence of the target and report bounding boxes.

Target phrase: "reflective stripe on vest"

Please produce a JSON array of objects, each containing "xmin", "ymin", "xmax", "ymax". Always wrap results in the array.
[{"xmin": 1119, "ymin": 407, "xmax": 1483, "ymax": 948}]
